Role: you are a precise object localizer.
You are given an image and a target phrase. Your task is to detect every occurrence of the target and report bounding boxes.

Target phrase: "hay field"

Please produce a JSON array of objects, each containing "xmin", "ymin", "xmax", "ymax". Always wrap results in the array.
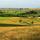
[
  {"xmin": 0, "ymin": 26, "xmax": 40, "ymax": 40},
  {"xmin": 0, "ymin": 17, "xmax": 40, "ymax": 40},
  {"xmin": 0, "ymin": 17, "xmax": 32, "ymax": 24},
  {"xmin": 0, "ymin": 17, "xmax": 40, "ymax": 24}
]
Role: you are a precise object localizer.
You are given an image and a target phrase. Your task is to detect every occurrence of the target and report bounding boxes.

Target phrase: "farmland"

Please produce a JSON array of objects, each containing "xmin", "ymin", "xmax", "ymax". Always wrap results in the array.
[
  {"xmin": 0, "ymin": 8, "xmax": 40, "ymax": 40},
  {"xmin": 0, "ymin": 8, "xmax": 40, "ymax": 25},
  {"xmin": 0, "ymin": 17, "xmax": 40, "ymax": 26},
  {"xmin": 0, "ymin": 26, "xmax": 40, "ymax": 40}
]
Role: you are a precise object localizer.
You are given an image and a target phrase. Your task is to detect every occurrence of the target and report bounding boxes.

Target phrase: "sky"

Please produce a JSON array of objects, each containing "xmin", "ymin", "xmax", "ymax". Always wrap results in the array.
[{"xmin": 0, "ymin": 0, "xmax": 40, "ymax": 8}]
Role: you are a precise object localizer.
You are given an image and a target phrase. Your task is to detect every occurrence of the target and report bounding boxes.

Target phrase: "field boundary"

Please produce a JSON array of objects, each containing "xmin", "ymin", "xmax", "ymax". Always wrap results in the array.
[{"xmin": 0, "ymin": 24, "xmax": 40, "ymax": 27}]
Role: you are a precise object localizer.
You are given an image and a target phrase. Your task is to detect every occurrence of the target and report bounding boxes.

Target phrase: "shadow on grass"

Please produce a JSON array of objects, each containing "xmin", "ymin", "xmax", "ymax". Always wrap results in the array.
[
  {"xmin": 0, "ymin": 23, "xmax": 31, "ymax": 27},
  {"xmin": 0, "ymin": 24, "xmax": 40, "ymax": 27}
]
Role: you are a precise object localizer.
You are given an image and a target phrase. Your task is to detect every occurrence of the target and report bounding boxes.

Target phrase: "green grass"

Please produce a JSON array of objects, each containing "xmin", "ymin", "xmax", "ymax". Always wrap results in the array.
[
  {"xmin": 0, "ymin": 17, "xmax": 40, "ymax": 22},
  {"xmin": 33, "ymin": 18, "xmax": 40, "ymax": 22},
  {"xmin": 0, "ymin": 17, "xmax": 40, "ymax": 24},
  {"xmin": 0, "ymin": 17, "xmax": 11, "ymax": 20}
]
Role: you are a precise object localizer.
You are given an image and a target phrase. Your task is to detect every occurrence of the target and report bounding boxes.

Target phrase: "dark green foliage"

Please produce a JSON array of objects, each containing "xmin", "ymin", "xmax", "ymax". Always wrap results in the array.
[{"xmin": 0, "ymin": 10, "xmax": 40, "ymax": 17}]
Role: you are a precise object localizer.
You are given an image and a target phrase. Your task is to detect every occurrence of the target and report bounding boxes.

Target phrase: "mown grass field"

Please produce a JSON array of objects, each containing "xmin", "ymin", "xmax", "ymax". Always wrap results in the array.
[
  {"xmin": 0, "ymin": 26, "xmax": 40, "ymax": 40},
  {"xmin": 0, "ymin": 17, "xmax": 40, "ymax": 24}
]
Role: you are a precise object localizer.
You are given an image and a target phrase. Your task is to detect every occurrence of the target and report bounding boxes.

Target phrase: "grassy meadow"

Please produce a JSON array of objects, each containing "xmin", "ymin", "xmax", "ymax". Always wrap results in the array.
[{"xmin": 0, "ymin": 17, "xmax": 40, "ymax": 25}]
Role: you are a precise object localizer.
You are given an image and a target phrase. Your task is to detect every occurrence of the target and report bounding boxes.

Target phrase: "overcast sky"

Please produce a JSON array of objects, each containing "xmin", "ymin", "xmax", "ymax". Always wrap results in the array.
[{"xmin": 0, "ymin": 0, "xmax": 40, "ymax": 8}]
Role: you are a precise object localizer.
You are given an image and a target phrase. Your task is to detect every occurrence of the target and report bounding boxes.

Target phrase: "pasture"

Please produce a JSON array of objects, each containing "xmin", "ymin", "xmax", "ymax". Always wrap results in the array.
[{"xmin": 0, "ymin": 17, "xmax": 40, "ymax": 25}]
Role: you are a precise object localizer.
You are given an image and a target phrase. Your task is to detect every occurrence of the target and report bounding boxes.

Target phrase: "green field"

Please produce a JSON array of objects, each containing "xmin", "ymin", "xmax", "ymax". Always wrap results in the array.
[{"xmin": 0, "ymin": 17, "xmax": 40, "ymax": 25}]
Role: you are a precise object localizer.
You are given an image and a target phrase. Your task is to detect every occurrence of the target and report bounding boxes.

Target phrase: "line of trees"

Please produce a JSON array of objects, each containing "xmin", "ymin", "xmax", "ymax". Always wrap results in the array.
[{"xmin": 0, "ymin": 10, "xmax": 40, "ymax": 17}]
